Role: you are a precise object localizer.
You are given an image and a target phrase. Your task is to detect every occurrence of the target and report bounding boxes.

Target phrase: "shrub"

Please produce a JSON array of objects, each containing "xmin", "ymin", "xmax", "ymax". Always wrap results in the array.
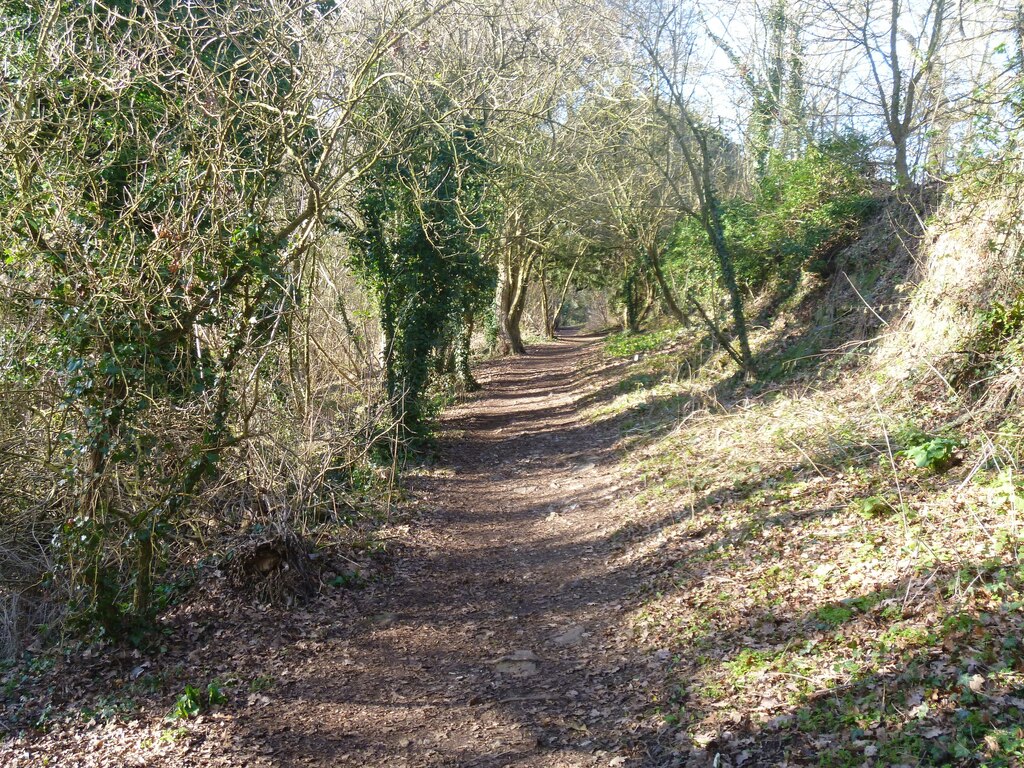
[
  {"xmin": 900, "ymin": 437, "xmax": 960, "ymax": 472},
  {"xmin": 170, "ymin": 682, "xmax": 226, "ymax": 721},
  {"xmin": 953, "ymin": 293, "xmax": 1024, "ymax": 388},
  {"xmin": 894, "ymin": 427, "xmax": 962, "ymax": 472},
  {"xmin": 665, "ymin": 142, "xmax": 875, "ymax": 300}
]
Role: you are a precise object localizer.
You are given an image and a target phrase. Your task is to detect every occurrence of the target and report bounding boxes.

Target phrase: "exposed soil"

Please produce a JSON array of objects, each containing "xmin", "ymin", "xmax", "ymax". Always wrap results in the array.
[
  {"xmin": 2, "ymin": 334, "xmax": 675, "ymax": 767},
  {"xmin": 241, "ymin": 333, "xmax": 663, "ymax": 767}
]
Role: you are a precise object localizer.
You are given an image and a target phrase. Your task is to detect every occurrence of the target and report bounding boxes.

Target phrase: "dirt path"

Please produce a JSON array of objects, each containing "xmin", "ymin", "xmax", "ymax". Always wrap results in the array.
[{"xmin": 242, "ymin": 334, "xmax": 668, "ymax": 767}]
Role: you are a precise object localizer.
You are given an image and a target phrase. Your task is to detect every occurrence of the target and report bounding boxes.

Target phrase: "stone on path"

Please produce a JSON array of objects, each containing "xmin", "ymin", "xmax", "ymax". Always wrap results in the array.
[
  {"xmin": 552, "ymin": 625, "xmax": 586, "ymax": 647},
  {"xmin": 494, "ymin": 650, "xmax": 541, "ymax": 677}
]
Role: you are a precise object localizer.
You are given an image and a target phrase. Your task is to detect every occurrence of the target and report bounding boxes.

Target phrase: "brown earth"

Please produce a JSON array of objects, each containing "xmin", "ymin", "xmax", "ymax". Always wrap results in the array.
[
  {"xmin": 240, "ymin": 333, "xmax": 667, "ymax": 767},
  {"xmin": 2, "ymin": 334, "xmax": 678, "ymax": 767}
]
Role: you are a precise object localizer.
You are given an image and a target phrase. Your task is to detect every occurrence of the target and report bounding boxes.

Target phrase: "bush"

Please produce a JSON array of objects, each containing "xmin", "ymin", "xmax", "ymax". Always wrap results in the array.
[
  {"xmin": 0, "ymin": 1, "xmax": 397, "ymax": 648},
  {"xmin": 953, "ymin": 293, "xmax": 1024, "ymax": 387},
  {"xmin": 665, "ymin": 142, "xmax": 875, "ymax": 299}
]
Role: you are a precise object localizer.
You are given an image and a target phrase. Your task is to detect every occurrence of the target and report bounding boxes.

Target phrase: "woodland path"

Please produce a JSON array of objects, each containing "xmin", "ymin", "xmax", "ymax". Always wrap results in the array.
[{"xmin": 245, "ymin": 333, "xmax": 669, "ymax": 767}]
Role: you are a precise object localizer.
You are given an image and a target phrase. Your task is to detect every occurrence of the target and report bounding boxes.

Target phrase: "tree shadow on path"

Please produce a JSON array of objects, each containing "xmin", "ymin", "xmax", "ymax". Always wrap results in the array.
[{"xmin": 226, "ymin": 335, "xmax": 686, "ymax": 767}]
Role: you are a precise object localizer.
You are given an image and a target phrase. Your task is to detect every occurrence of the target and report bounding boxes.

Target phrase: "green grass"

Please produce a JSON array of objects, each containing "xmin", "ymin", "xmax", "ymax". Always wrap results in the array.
[{"xmin": 604, "ymin": 330, "xmax": 675, "ymax": 358}]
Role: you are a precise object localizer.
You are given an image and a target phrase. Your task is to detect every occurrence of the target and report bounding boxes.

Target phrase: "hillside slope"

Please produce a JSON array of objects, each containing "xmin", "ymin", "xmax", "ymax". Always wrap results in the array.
[{"xmin": 592, "ymin": 190, "xmax": 1024, "ymax": 766}]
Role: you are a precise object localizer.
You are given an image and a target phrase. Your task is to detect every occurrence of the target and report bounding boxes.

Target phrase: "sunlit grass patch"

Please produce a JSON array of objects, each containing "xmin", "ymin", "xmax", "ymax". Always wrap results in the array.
[
  {"xmin": 604, "ymin": 329, "xmax": 676, "ymax": 358},
  {"xmin": 608, "ymin": 339, "xmax": 1024, "ymax": 764}
]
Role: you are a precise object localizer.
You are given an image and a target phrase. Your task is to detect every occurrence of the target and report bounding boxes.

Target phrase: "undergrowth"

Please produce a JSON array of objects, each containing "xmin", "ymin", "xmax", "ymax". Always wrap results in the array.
[
  {"xmin": 592, "ymin": 194, "xmax": 1024, "ymax": 766},
  {"xmin": 605, "ymin": 329, "xmax": 677, "ymax": 358}
]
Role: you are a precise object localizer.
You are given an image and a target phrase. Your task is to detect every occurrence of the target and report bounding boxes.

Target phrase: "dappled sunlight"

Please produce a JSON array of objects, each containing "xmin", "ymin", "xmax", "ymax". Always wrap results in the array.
[
  {"xmin": 2, "ymin": 1, "xmax": 1020, "ymax": 761},
  {"xmin": 592, "ymin": 297, "xmax": 1024, "ymax": 765}
]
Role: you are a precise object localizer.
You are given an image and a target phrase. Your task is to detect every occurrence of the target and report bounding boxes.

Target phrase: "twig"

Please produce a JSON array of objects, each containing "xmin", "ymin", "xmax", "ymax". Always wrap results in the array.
[{"xmin": 841, "ymin": 271, "xmax": 888, "ymax": 327}]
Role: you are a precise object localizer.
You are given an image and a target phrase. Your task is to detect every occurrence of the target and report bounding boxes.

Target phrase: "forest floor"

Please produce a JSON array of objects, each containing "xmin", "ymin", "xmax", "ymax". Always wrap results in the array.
[{"xmin": 227, "ymin": 332, "xmax": 674, "ymax": 767}]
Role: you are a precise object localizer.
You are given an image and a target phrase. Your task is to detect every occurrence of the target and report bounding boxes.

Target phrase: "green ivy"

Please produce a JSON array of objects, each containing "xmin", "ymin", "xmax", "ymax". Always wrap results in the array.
[
  {"xmin": 666, "ymin": 138, "xmax": 875, "ymax": 301},
  {"xmin": 350, "ymin": 87, "xmax": 493, "ymax": 437}
]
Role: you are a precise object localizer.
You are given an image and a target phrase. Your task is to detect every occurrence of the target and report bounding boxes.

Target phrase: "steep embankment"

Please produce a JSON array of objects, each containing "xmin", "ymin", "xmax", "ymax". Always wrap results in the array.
[{"xmin": 583, "ymin": 193, "xmax": 1024, "ymax": 767}]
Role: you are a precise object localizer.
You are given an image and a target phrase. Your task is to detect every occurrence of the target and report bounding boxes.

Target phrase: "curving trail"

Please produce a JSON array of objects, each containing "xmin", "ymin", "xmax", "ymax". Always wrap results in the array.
[{"xmin": 243, "ymin": 333, "xmax": 667, "ymax": 767}]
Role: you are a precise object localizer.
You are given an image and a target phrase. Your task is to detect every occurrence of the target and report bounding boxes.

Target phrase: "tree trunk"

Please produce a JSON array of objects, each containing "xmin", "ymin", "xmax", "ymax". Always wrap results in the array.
[
  {"xmin": 495, "ymin": 251, "xmax": 533, "ymax": 355},
  {"xmin": 704, "ymin": 194, "xmax": 755, "ymax": 376},
  {"xmin": 623, "ymin": 304, "xmax": 638, "ymax": 333},
  {"xmin": 540, "ymin": 256, "xmax": 555, "ymax": 338},
  {"xmin": 507, "ymin": 273, "xmax": 529, "ymax": 352},
  {"xmin": 621, "ymin": 267, "xmax": 642, "ymax": 334},
  {"xmin": 647, "ymin": 244, "xmax": 689, "ymax": 325},
  {"xmin": 675, "ymin": 116, "xmax": 756, "ymax": 377},
  {"xmin": 685, "ymin": 292, "xmax": 749, "ymax": 371},
  {"xmin": 134, "ymin": 525, "xmax": 154, "ymax": 615},
  {"xmin": 456, "ymin": 310, "xmax": 480, "ymax": 392},
  {"xmin": 636, "ymin": 280, "xmax": 657, "ymax": 328},
  {"xmin": 893, "ymin": 137, "xmax": 912, "ymax": 189},
  {"xmin": 551, "ymin": 256, "xmax": 579, "ymax": 332}
]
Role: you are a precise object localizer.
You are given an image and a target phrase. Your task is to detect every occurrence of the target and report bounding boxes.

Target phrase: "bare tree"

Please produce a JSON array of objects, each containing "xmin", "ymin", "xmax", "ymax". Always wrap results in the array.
[
  {"xmin": 0, "ymin": 0, "xmax": 448, "ymax": 623},
  {"xmin": 817, "ymin": 0, "xmax": 955, "ymax": 187},
  {"xmin": 622, "ymin": 0, "xmax": 756, "ymax": 374},
  {"xmin": 701, "ymin": 0, "xmax": 809, "ymax": 175},
  {"xmin": 463, "ymin": 0, "xmax": 618, "ymax": 355}
]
